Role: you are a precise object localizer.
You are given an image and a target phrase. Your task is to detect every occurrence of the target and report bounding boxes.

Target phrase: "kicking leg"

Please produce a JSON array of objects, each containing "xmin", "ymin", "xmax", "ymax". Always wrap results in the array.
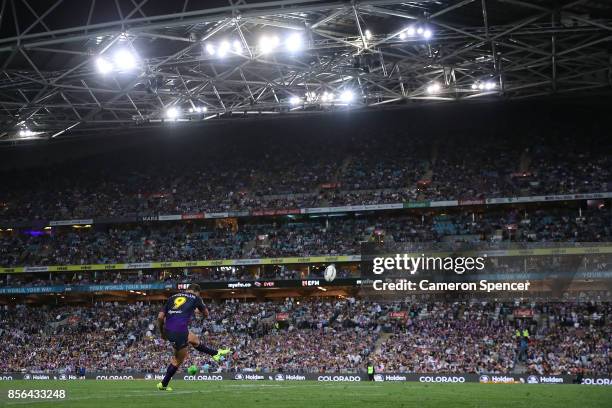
[
  {"xmin": 188, "ymin": 332, "xmax": 231, "ymax": 362},
  {"xmin": 188, "ymin": 332, "xmax": 217, "ymax": 355}
]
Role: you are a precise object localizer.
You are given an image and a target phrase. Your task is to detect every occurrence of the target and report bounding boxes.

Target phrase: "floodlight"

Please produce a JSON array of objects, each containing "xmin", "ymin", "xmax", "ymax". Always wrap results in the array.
[
  {"xmin": 218, "ymin": 41, "xmax": 231, "ymax": 57},
  {"xmin": 18, "ymin": 129, "xmax": 33, "ymax": 137},
  {"xmin": 471, "ymin": 83, "xmax": 478, "ymax": 90},
  {"xmin": 285, "ymin": 33, "xmax": 303, "ymax": 52},
  {"xmin": 96, "ymin": 57, "xmax": 113, "ymax": 74},
  {"xmin": 417, "ymin": 27, "xmax": 424, "ymax": 34},
  {"xmin": 321, "ymin": 92, "xmax": 333, "ymax": 102},
  {"xmin": 166, "ymin": 107, "xmax": 180, "ymax": 120},
  {"xmin": 205, "ymin": 43, "xmax": 216, "ymax": 56},
  {"xmin": 305, "ymin": 92, "xmax": 316, "ymax": 102},
  {"xmin": 399, "ymin": 31, "xmax": 407, "ymax": 40},
  {"xmin": 423, "ymin": 29, "xmax": 432, "ymax": 39},
  {"xmin": 259, "ymin": 35, "xmax": 280, "ymax": 54},
  {"xmin": 485, "ymin": 81, "xmax": 496, "ymax": 90},
  {"xmin": 113, "ymin": 49, "xmax": 136, "ymax": 71},
  {"xmin": 365, "ymin": 29, "xmax": 372, "ymax": 40},
  {"xmin": 289, "ymin": 96, "xmax": 301, "ymax": 105},
  {"xmin": 407, "ymin": 26, "xmax": 416, "ymax": 36},
  {"xmin": 426, "ymin": 83, "xmax": 441, "ymax": 94},
  {"xmin": 340, "ymin": 90, "xmax": 354, "ymax": 103},
  {"xmin": 233, "ymin": 40, "xmax": 243, "ymax": 54}
]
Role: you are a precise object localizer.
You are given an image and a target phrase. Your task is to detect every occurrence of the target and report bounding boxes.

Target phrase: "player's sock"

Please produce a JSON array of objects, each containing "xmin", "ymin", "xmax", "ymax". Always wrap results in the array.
[
  {"xmin": 161, "ymin": 363, "xmax": 178, "ymax": 387},
  {"xmin": 194, "ymin": 342, "xmax": 218, "ymax": 356},
  {"xmin": 212, "ymin": 348, "xmax": 232, "ymax": 362}
]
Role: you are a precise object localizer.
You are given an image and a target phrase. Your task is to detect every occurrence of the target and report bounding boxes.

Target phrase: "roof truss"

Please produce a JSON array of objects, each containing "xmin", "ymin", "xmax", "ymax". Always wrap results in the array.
[{"xmin": 0, "ymin": 0, "xmax": 610, "ymax": 142}]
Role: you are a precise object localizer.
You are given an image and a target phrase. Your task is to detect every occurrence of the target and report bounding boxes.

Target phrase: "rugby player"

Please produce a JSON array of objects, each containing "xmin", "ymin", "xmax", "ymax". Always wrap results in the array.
[{"xmin": 156, "ymin": 284, "xmax": 231, "ymax": 391}]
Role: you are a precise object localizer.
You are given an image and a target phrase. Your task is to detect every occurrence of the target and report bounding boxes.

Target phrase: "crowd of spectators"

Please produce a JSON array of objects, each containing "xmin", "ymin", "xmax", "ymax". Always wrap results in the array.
[
  {"xmin": 0, "ymin": 299, "xmax": 608, "ymax": 376},
  {"xmin": 0, "ymin": 130, "xmax": 609, "ymax": 223},
  {"xmin": 525, "ymin": 302, "xmax": 610, "ymax": 375},
  {"xmin": 1, "ymin": 206, "xmax": 609, "ymax": 268},
  {"xmin": 374, "ymin": 302, "xmax": 516, "ymax": 373},
  {"xmin": 1, "ymin": 95, "xmax": 609, "ymax": 381}
]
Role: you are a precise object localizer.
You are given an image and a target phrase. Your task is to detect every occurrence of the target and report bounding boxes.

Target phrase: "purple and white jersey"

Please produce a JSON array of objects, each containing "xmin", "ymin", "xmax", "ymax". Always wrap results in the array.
[{"xmin": 162, "ymin": 292, "xmax": 206, "ymax": 332}]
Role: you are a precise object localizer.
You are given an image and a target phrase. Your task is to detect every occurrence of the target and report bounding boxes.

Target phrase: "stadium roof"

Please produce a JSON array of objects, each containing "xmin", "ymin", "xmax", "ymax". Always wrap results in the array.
[{"xmin": 0, "ymin": 0, "xmax": 611, "ymax": 142}]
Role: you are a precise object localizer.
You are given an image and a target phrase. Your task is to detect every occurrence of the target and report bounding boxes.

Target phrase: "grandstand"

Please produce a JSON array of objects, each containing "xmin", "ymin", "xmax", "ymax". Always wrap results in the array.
[{"xmin": 0, "ymin": 1, "xmax": 611, "ymax": 408}]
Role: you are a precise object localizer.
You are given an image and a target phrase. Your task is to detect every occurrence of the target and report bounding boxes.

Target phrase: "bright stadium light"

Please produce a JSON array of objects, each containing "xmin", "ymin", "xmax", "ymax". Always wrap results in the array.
[
  {"xmin": 233, "ymin": 40, "xmax": 243, "ymax": 54},
  {"xmin": 340, "ymin": 90, "xmax": 354, "ymax": 103},
  {"xmin": 365, "ymin": 29, "xmax": 372, "ymax": 40},
  {"xmin": 285, "ymin": 33, "xmax": 303, "ymax": 52},
  {"xmin": 417, "ymin": 27, "xmax": 424, "ymax": 35},
  {"xmin": 407, "ymin": 26, "xmax": 416, "ymax": 36},
  {"xmin": 18, "ymin": 128, "xmax": 33, "ymax": 137},
  {"xmin": 423, "ymin": 29, "xmax": 432, "ymax": 39},
  {"xmin": 218, "ymin": 41, "xmax": 231, "ymax": 57},
  {"xmin": 259, "ymin": 35, "xmax": 280, "ymax": 54},
  {"xmin": 472, "ymin": 80, "xmax": 496, "ymax": 92},
  {"xmin": 399, "ymin": 31, "xmax": 407, "ymax": 40},
  {"xmin": 166, "ymin": 107, "xmax": 180, "ymax": 120},
  {"xmin": 289, "ymin": 96, "xmax": 301, "ymax": 105},
  {"xmin": 96, "ymin": 57, "xmax": 113, "ymax": 74},
  {"xmin": 305, "ymin": 91, "xmax": 317, "ymax": 102},
  {"xmin": 426, "ymin": 82, "xmax": 441, "ymax": 94},
  {"xmin": 205, "ymin": 43, "xmax": 216, "ymax": 56},
  {"xmin": 321, "ymin": 92, "xmax": 334, "ymax": 102},
  {"xmin": 113, "ymin": 49, "xmax": 136, "ymax": 71}
]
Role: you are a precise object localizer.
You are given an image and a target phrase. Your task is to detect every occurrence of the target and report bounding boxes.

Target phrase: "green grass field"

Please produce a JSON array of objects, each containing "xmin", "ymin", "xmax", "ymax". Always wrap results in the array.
[{"xmin": 1, "ymin": 380, "xmax": 611, "ymax": 408}]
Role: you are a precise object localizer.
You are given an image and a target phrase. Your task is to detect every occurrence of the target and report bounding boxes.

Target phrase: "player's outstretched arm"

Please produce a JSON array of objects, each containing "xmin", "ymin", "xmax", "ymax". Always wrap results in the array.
[
  {"xmin": 195, "ymin": 296, "xmax": 209, "ymax": 319},
  {"xmin": 158, "ymin": 310, "xmax": 167, "ymax": 340}
]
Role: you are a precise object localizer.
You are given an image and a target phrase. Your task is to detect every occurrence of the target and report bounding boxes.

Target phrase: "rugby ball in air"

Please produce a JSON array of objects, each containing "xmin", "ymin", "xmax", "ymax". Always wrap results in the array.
[{"xmin": 324, "ymin": 264, "xmax": 337, "ymax": 282}]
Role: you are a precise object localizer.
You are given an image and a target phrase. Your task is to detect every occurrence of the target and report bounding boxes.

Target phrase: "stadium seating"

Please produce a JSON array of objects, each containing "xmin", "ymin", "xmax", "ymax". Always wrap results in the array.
[
  {"xmin": 0, "ymin": 130, "xmax": 609, "ymax": 222},
  {"xmin": 0, "ymin": 299, "xmax": 608, "ymax": 376},
  {"xmin": 1, "ymin": 208, "xmax": 609, "ymax": 271},
  {"xmin": 0, "ymin": 124, "xmax": 610, "ymax": 379}
]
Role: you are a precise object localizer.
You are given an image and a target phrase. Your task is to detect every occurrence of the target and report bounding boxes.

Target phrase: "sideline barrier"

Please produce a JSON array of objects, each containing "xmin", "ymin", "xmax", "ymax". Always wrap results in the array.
[{"xmin": 1, "ymin": 372, "xmax": 609, "ymax": 385}]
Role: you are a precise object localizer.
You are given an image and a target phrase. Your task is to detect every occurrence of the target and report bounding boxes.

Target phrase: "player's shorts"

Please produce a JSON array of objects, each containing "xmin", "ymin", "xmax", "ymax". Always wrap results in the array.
[{"xmin": 165, "ymin": 330, "xmax": 189, "ymax": 350}]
